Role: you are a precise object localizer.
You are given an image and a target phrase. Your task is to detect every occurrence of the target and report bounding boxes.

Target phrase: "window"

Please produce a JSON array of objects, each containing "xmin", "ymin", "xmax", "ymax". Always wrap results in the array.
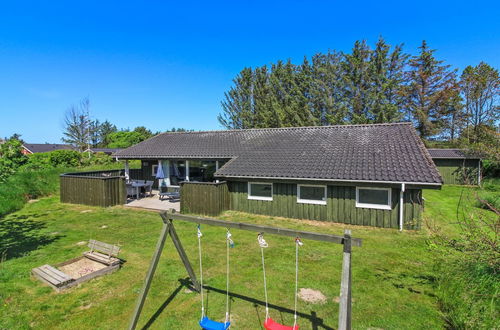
[
  {"xmin": 248, "ymin": 182, "xmax": 273, "ymax": 201},
  {"xmin": 356, "ymin": 187, "xmax": 391, "ymax": 210},
  {"xmin": 152, "ymin": 164, "xmax": 158, "ymax": 177},
  {"xmin": 297, "ymin": 185, "xmax": 327, "ymax": 205}
]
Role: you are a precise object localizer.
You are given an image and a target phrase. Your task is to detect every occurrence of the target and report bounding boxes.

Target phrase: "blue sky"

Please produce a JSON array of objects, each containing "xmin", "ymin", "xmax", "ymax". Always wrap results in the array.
[{"xmin": 1, "ymin": 0, "xmax": 499, "ymax": 143}]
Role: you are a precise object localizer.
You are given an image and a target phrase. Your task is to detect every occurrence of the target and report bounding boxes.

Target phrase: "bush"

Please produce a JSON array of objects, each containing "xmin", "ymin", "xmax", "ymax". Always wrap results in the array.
[
  {"xmin": 80, "ymin": 152, "xmax": 114, "ymax": 166},
  {"xmin": 482, "ymin": 159, "xmax": 500, "ymax": 178},
  {"xmin": 48, "ymin": 150, "xmax": 82, "ymax": 167},
  {"xmin": 21, "ymin": 152, "xmax": 52, "ymax": 171}
]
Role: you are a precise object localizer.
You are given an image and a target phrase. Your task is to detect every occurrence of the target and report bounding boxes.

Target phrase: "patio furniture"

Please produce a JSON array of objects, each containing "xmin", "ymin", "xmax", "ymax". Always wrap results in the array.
[
  {"xmin": 145, "ymin": 180, "xmax": 154, "ymax": 196},
  {"xmin": 131, "ymin": 181, "xmax": 149, "ymax": 199},
  {"xmin": 126, "ymin": 183, "xmax": 139, "ymax": 199},
  {"xmin": 158, "ymin": 185, "xmax": 180, "ymax": 201}
]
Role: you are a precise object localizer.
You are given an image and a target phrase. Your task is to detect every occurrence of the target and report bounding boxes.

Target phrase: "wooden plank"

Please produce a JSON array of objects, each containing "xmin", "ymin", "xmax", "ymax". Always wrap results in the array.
[
  {"xmin": 32, "ymin": 267, "xmax": 64, "ymax": 286},
  {"xmin": 166, "ymin": 210, "xmax": 362, "ymax": 246},
  {"xmin": 40, "ymin": 265, "xmax": 72, "ymax": 282},
  {"xmin": 88, "ymin": 240, "xmax": 120, "ymax": 256}
]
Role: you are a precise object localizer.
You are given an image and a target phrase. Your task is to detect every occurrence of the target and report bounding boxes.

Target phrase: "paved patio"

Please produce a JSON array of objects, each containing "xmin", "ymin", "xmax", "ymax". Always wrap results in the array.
[{"xmin": 124, "ymin": 190, "xmax": 180, "ymax": 212}]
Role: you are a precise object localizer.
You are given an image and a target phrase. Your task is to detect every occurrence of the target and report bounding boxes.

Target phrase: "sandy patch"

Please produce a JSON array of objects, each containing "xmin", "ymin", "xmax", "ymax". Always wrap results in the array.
[
  {"xmin": 76, "ymin": 241, "xmax": 87, "ymax": 246},
  {"xmin": 58, "ymin": 258, "xmax": 107, "ymax": 279},
  {"xmin": 298, "ymin": 288, "xmax": 327, "ymax": 304}
]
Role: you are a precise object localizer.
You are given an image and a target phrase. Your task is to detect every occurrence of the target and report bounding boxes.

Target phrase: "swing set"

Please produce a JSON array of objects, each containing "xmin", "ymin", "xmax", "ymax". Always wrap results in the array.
[{"xmin": 128, "ymin": 210, "xmax": 362, "ymax": 330}]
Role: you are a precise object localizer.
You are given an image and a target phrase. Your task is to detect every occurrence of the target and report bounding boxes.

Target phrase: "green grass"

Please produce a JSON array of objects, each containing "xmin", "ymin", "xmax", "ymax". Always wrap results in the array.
[{"xmin": 0, "ymin": 182, "xmax": 497, "ymax": 329}]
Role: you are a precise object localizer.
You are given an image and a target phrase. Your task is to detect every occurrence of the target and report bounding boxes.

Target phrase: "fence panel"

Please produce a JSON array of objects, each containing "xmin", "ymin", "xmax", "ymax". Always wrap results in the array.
[
  {"xmin": 60, "ymin": 170, "xmax": 126, "ymax": 207},
  {"xmin": 180, "ymin": 181, "xmax": 229, "ymax": 216}
]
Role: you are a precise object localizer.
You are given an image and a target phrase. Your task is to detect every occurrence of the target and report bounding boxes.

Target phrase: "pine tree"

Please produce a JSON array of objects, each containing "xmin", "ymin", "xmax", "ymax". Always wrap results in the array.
[
  {"xmin": 403, "ymin": 41, "xmax": 458, "ymax": 138},
  {"xmin": 368, "ymin": 37, "xmax": 408, "ymax": 123},
  {"xmin": 310, "ymin": 50, "xmax": 347, "ymax": 125},
  {"xmin": 343, "ymin": 40, "xmax": 373, "ymax": 124},
  {"xmin": 218, "ymin": 68, "xmax": 254, "ymax": 129}
]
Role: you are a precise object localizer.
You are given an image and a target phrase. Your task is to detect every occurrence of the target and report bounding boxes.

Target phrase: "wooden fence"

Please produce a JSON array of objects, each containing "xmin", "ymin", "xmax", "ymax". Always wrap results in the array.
[
  {"xmin": 180, "ymin": 181, "xmax": 229, "ymax": 216},
  {"xmin": 60, "ymin": 170, "xmax": 126, "ymax": 207}
]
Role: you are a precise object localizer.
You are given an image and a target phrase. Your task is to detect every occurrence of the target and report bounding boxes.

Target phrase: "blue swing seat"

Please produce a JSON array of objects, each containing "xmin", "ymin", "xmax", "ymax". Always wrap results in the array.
[{"xmin": 199, "ymin": 316, "xmax": 231, "ymax": 330}]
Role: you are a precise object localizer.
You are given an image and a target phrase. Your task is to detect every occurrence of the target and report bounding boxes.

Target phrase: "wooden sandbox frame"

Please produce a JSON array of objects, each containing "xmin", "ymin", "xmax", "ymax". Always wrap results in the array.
[{"xmin": 32, "ymin": 240, "xmax": 121, "ymax": 292}]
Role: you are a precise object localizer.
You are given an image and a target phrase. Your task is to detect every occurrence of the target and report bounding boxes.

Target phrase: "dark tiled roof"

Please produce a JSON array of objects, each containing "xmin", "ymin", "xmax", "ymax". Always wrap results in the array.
[
  {"xmin": 23, "ymin": 143, "xmax": 74, "ymax": 153},
  {"xmin": 428, "ymin": 149, "xmax": 481, "ymax": 159},
  {"xmin": 115, "ymin": 123, "xmax": 442, "ymax": 184},
  {"xmin": 88, "ymin": 148, "xmax": 123, "ymax": 155}
]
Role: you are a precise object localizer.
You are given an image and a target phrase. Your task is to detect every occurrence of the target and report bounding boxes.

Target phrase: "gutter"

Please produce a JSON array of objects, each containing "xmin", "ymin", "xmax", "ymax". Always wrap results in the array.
[{"xmin": 399, "ymin": 183, "xmax": 405, "ymax": 231}]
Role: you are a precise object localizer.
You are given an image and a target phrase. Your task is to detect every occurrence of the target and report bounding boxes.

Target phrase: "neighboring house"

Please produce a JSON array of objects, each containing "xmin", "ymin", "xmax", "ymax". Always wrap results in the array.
[
  {"xmin": 84, "ymin": 147, "xmax": 123, "ymax": 156},
  {"xmin": 22, "ymin": 143, "xmax": 74, "ymax": 155},
  {"xmin": 428, "ymin": 149, "xmax": 481, "ymax": 185},
  {"xmin": 115, "ymin": 123, "xmax": 443, "ymax": 230}
]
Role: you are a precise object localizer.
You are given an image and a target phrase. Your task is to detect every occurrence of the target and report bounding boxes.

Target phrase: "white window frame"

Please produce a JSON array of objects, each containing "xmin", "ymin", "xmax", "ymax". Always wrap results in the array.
[
  {"xmin": 152, "ymin": 164, "xmax": 158, "ymax": 177},
  {"xmin": 248, "ymin": 182, "xmax": 273, "ymax": 201},
  {"xmin": 355, "ymin": 186, "xmax": 392, "ymax": 210},
  {"xmin": 297, "ymin": 184, "xmax": 327, "ymax": 205}
]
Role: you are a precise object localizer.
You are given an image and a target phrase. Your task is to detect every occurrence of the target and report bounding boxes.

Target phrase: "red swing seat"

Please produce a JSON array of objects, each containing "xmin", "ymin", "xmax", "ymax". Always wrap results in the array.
[{"xmin": 264, "ymin": 317, "xmax": 299, "ymax": 330}]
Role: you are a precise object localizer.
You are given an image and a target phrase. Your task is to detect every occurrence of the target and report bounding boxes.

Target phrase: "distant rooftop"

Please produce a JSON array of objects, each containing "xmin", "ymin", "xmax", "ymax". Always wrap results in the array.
[
  {"xmin": 23, "ymin": 143, "xmax": 74, "ymax": 153},
  {"xmin": 427, "ymin": 149, "xmax": 481, "ymax": 159}
]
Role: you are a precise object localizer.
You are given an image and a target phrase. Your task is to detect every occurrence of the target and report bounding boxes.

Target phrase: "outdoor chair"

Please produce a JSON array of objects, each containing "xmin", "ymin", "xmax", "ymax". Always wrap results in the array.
[
  {"xmin": 158, "ymin": 185, "xmax": 180, "ymax": 201},
  {"xmin": 145, "ymin": 180, "xmax": 154, "ymax": 196},
  {"xmin": 126, "ymin": 183, "xmax": 138, "ymax": 199}
]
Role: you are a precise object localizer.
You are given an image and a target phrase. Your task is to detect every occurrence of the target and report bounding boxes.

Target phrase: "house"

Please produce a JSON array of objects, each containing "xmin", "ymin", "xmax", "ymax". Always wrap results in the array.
[
  {"xmin": 114, "ymin": 123, "xmax": 442, "ymax": 230},
  {"xmin": 428, "ymin": 149, "xmax": 481, "ymax": 185},
  {"xmin": 84, "ymin": 147, "xmax": 123, "ymax": 156},
  {"xmin": 22, "ymin": 143, "xmax": 74, "ymax": 155}
]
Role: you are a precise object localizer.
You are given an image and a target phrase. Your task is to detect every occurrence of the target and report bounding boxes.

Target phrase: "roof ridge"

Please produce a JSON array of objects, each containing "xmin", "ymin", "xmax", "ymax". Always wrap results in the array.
[{"xmin": 156, "ymin": 122, "xmax": 413, "ymax": 136}]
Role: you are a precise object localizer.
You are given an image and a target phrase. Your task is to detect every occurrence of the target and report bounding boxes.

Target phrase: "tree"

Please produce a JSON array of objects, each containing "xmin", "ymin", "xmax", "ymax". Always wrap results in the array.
[
  {"xmin": 98, "ymin": 120, "xmax": 118, "ymax": 147},
  {"xmin": 218, "ymin": 68, "xmax": 255, "ymax": 129},
  {"xmin": 106, "ymin": 127, "xmax": 154, "ymax": 148},
  {"xmin": 403, "ymin": 41, "xmax": 459, "ymax": 138},
  {"xmin": 460, "ymin": 62, "xmax": 500, "ymax": 142},
  {"xmin": 62, "ymin": 97, "xmax": 92, "ymax": 151},
  {"xmin": 342, "ymin": 40, "xmax": 372, "ymax": 124},
  {"xmin": 368, "ymin": 37, "xmax": 408, "ymax": 123},
  {"xmin": 0, "ymin": 137, "xmax": 27, "ymax": 181}
]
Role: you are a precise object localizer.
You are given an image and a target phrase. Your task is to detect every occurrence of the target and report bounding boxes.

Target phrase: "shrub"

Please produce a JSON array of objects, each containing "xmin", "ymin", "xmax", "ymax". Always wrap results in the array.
[
  {"xmin": 48, "ymin": 150, "xmax": 82, "ymax": 167},
  {"xmin": 80, "ymin": 152, "xmax": 114, "ymax": 166},
  {"xmin": 21, "ymin": 152, "xmax": 52, "ymax": 171},
  {"xmin": 482, "ymin": 159, "xmax": 500, "ymax": 178}
]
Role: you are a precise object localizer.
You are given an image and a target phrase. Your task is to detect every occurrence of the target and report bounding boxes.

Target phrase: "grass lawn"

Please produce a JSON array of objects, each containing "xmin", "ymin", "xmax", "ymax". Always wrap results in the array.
[{"xmin": 0, "ymin": 184, "xmax": 491, "ymax": 329}]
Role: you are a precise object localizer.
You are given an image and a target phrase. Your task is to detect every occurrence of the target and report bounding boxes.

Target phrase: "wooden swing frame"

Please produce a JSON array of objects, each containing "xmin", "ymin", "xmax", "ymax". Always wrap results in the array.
[{"xmin": 128, "ymin": 209, "xmax": 362, "ymax": 330}]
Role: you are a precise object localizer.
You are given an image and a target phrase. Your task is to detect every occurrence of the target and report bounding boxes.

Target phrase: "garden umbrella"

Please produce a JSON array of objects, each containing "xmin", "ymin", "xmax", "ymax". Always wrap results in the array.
[{"xmin": 156, "ymin": 163, "xmax": 165, "ymax": 187}]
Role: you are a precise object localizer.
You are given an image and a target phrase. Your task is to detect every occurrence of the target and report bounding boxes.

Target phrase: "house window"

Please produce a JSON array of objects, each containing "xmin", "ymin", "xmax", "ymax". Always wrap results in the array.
[
  {"xmin": 152, "ymin": 164, "xmax": 158, "ymax": 177},
  {"xmin": 248, "ymin": 182, "xmax": 273, "ymax": 201},
  {"xmin": 356, "ymin": 187, "xmax": 391, "ymax": 210},
  {"xmin": 297, "ymin": 185, "xmax": 327, "ymax": 205}
]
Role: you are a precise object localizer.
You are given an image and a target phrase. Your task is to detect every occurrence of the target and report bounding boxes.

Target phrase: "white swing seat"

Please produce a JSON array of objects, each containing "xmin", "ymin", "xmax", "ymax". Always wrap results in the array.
[{"xmin": 199, "ymin": 316, "xmax": 230, "ymax": 330}]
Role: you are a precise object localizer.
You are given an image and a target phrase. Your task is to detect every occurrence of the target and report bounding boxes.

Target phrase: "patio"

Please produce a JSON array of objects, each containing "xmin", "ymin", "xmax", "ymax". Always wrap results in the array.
[{"xmin": 124, "ymin": 190, "xmax": 180, "ymax": 212}]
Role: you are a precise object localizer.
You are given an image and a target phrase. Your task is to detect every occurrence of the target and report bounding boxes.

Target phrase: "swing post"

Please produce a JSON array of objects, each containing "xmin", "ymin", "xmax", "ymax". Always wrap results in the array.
[
  {"xmin": 338, "ymin": 229, "xmax": 352, "ymax": 330},
  {"xmin": 128, "ymin": 217, "xmax": 171, "ymax": 330}
]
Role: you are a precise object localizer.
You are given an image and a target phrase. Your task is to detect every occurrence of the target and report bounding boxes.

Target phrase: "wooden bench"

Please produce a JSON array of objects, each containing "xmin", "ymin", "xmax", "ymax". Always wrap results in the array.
[
  {"xmin": 32, "ymin": 264, "xmax": 73, "ymax": 290},
  {"xmin": 84, "ymin": 239, "xmax": 120, "ymax": 266}
]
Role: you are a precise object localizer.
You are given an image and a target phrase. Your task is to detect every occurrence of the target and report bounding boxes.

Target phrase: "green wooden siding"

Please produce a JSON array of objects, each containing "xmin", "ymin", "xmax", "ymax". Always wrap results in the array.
[
  {"xmin": 180, "ymin": 181, "xmax": 230, "ymax": 216},
  {"xmin": 433, "ymin": 159, "xmax": 480, "ymax": 185},
  {"xmin": 227, "ymin": 181, "xmax": 422, "ymax": 229},
  {"xmin": 60, "ymin": 171, "xmax": 126, "ymax": 207}
]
